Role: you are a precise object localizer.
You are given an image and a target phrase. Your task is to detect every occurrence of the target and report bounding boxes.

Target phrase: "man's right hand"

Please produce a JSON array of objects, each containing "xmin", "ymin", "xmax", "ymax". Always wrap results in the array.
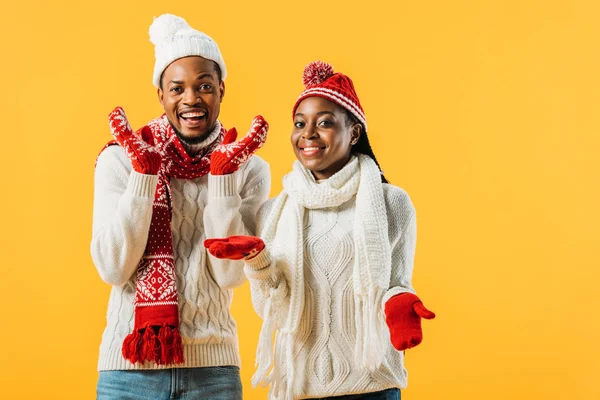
[
  {"xmin": 204, "ymin": 236, "xmax": 265, "ymax": 260},
  {"xmin": 108, "ymin": 107, "xmax": 162, "ymax": 175}
]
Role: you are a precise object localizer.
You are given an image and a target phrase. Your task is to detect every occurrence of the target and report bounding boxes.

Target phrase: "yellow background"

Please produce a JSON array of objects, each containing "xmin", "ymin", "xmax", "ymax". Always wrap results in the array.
[{"xmin": 1, "ymin": 0, "xmax": 599, "ymax": 398}]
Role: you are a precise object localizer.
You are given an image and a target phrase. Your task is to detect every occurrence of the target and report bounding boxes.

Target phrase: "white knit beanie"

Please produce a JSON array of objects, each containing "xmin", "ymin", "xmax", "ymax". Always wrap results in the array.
[{"xmin": 149, "ymin": 14, "xmax": 227, "ymax": 87}]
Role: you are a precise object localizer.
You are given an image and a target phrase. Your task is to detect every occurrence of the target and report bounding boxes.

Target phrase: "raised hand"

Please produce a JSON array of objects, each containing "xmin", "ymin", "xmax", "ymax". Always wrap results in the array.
[
  {"xmin": 204, "ymin": 235, "xmax": 265, "ymax": 260},
  {"xmin": 210, "ymin": 116, "xmax": 268, "ymax": 175},
  {"xmin": 384, "ymin": 293, "xmax": 435, "ymax": 351},
  {"xmin": 108, "ymin": 107, "xmax": 162, "ymax": 175}
]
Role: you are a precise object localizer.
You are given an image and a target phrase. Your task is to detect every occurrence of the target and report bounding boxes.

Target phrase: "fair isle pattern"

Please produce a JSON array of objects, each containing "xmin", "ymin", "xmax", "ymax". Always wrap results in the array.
[
  {"xmin": 298, "ymin": 87, "xmax": 368, "ymax": 131},
  {"xmin": 130, "ymin": 172, "xmax": 178, "ymax": 314},
  {"xmin": 145, "ymin": 114, "xmax": 224, "ymax": 179},
  {"xmin": 92, "ymin": 151, "xmax": 271, "ymax": 371},
  {"xmin": 210, "ymin": 116, "xmax": 269, "ymax": 175},
  {"xmin": 92, "ymin": 138, "xmax": 271, "ymax": 372},
  {"xmin": 109, "ymin": 110, "xmax": 162, "ymax": 165},
  {"xmin": 136, "ymin": 257, "xmax": 177, "ymax": 303},
  {"xmin": 101, "ymin": 111, "xmax": 225, "ymax": 366}
]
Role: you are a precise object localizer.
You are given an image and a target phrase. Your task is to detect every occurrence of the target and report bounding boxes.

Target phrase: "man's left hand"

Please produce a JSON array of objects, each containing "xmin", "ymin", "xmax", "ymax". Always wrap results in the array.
[{"xmin": 210, "ymin": 115, "xmax": 268, "ymax": 175}]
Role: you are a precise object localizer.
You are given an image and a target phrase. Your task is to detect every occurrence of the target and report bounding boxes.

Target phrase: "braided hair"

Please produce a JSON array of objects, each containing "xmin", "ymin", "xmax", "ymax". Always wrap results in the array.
[{"xmin": 345, "ymin": 111, "xmax": 389, "ymax": 184}]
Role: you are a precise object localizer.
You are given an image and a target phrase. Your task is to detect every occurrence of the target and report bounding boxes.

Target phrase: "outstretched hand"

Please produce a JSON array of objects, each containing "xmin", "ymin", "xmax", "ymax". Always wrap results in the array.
[
  {"xmin": 210, "ymin": 115, "xmax": 268, "ymax": 175},
  {"xmin": 108, "ymin": 107, "xmax": 162, "ymax": 175},
  {"xmin": 204, "ymin": 235, "xmax": 266, "ymax": 260},
  {"xmin": 384, "ymin": 293, "xmax": 435, "ymax": 351}
]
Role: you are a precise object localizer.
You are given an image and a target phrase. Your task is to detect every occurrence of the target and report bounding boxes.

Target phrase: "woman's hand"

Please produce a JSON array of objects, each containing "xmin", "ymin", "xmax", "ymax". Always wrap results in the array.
[{"xmin": 384, "ymin": 293, "xmax": 435, "ymax": 351}]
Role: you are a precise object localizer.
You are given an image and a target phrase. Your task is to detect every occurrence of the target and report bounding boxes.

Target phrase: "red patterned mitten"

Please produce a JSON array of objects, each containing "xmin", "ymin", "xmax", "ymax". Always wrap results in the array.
[
  {"xmin": 204, "ymin": 236, "xmax": 265, "ymax": 260},
  {"xmin": 108, "ymin": 107, "xmax": 162, "ymax": 175},
  {"xmin": 210, "ymin": 116, "xmax": 269, "ymax": 175},
  {"xmin": 384, "ymin": 293, "xmax": 435, "ymax": 351}
]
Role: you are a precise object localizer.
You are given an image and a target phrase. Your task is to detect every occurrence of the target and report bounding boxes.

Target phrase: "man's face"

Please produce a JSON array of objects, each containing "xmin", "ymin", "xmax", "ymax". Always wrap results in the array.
[{"xmin": 158, "ymin": 56, "xmax": 225, "ymax": 144}]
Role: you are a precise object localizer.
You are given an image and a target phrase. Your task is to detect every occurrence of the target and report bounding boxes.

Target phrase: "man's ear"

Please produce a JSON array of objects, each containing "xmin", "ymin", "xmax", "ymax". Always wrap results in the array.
[
  {"xmin": 219, "ymin": 81, "xmax": 225, "ymax": 103},
  {"xmin": 157, "ymin": 87, "xmax": 165, "ymax": 109}
]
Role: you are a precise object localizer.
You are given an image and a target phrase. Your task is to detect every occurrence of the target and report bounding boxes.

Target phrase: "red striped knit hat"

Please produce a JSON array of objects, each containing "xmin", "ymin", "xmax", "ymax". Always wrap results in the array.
[{"xmin": 292, "ymin": 61, "xmax": 368, "ymax": 132}]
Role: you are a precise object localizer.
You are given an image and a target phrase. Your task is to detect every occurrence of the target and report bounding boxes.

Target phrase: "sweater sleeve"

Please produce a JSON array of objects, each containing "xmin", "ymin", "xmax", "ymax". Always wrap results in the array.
[
  {"xmin": 90, "ymin": 146, "xmax": 159, "ymax": 286},
  {"xmin": 203, "ymin": 156, "xmax": 271, "ymax": 290},
  {"xmin": 243, "ymin": 200, "xmax": 291, "ymax": 328},
  {"xmin": 382, "ymin": 186, "xmax": 418, "ymax": 309},
  {"xmin": 244, "ymin": 247, "xmax": 291, "ymax": 327}
]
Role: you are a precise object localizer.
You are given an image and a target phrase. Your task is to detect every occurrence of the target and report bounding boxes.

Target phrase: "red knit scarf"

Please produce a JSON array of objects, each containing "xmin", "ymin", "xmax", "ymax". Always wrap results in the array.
[{"xmin": 100, "ymin": 114, "xmax": 224, "ymax": 365}]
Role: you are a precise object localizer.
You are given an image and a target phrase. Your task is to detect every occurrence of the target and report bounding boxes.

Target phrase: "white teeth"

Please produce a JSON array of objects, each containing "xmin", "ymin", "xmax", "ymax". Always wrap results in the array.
[
  {"xmin": 181, "ymin": 111, "xmax": 206, "ymax": 118},
  {"xmin": 303, "ymin": 147, "xmax": 321, "ymax": 151}
]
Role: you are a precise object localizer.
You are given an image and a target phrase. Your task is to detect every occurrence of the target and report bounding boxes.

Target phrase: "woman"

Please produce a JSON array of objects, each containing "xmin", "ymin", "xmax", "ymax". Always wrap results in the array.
[{"xmin": 205, "ymin": 61, "xmax": 435, "ymax": 400}]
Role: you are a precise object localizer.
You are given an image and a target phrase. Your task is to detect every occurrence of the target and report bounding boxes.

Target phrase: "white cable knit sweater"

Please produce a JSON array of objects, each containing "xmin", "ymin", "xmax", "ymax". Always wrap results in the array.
[
  {"xmin": 245, "ymin": 158, "xmax": 417, "ymax": 399},
  {"xmin": 91, "ymin": 145, "xmax": 270, "ymax": 371}
]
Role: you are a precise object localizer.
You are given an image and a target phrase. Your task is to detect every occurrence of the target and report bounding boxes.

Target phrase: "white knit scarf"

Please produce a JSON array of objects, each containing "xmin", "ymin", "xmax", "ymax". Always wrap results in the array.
[{"xmin": 254, "ymin": 154, "xmax": 391, "ymax": 399}]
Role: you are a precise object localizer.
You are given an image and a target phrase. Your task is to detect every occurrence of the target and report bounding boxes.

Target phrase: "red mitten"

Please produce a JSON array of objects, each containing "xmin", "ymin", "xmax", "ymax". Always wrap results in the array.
[
  {"xmin": 384, "ymin": 293, "xmax": 435, "ymax": 351},
  {"xmin": 210, "ymin": 115, "xmax": 269, "ymax": 175},
  {"xmin": 204, "ymin": 236, "xmax": 265, "ymax": 260},
  {"xmin": 108, "ymin": 107, "xmax": 162, "ymax": 175}
]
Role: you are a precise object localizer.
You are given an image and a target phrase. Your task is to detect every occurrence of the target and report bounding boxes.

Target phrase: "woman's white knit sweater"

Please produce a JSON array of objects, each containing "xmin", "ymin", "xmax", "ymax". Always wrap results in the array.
[
  {"xmin": 245, "ymin": 179, "xmax": 416, "ymax": 399},
  {"xmin": 91, "ymin": 145, "xmax": 270, "ymax": 371}
]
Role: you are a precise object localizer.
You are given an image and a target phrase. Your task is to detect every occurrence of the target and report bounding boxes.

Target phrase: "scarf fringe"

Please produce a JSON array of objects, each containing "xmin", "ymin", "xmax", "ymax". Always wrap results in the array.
[
  {"xmin": 252, "ymin": 295, "xmax": 275, "ymax": 388},
  {"xmin": 285, "ymin": 332, "xmax": 295, "ymax": 400},
  {"xmin": 122, "ymin": 329, "xmax": 142, "ymax": 364},
  {"xmin": 122, "ymin": 324, "xmax": 184, "ymax": 365},
  {"xmin": 142, "ymin": 326, "xmax": 159, "ymax": 361},
  {"xmin": 268, "ymin": 331, "xmax": 294, "ymax": 400},
  {"xmin": 270, "ymin": 333, "xmax": 283, "ymax": 398},
  {"xmin": 354, "ymin": 288, "xmax": 387, "ymax": 371},
  {"xmin": 105, "ymin": 116, "xmax": 225, "ymax": 368},
  {"xmin": 261, "ymin": 155, "xmax": 391, "ymax": 397}
]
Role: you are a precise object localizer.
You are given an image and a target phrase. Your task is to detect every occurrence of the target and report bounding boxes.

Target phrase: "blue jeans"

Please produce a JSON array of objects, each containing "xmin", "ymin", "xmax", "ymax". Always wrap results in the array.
[
  {"xmin": 311, "ymin": 388, "xmax": 401, "ymax": 400},
  {"xmin": 97, "ymin": 366, "xmax": 242, "ymax": 400}
]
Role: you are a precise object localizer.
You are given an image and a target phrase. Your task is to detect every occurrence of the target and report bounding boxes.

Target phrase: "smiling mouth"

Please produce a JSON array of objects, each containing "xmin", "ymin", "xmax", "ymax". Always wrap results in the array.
[
  {"xmin": 299, "ymin": 146, "xmax": 325, "ymax": 156},
  {"xmin": 179, "ymin": 110, "xmax": 207, "ymax": 127}
]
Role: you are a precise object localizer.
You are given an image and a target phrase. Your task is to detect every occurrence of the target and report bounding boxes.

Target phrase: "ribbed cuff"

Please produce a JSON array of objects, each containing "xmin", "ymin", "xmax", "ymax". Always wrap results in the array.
[
  {"xmin": 208, "ymin": 172, "xmax": 238, "ymax": 198},
  {"xmin": 244, "ymin": 248, "xmax": 272, "ymax": 271},
  {"xmin": 127, "ymin": 171, "xmax": 159, "ymax": 198}
]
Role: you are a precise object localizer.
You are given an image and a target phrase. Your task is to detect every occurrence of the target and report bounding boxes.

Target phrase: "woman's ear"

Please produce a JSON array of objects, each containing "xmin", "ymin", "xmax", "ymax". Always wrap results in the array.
[{"xmin": 350, "ymin": 123, "xmax": 362, "ymax": 145}]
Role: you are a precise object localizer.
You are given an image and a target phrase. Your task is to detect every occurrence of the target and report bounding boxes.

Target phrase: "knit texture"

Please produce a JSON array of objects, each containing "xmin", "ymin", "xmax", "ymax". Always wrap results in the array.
[
  {"xmin": 293, "ymin": 61, "xmax": 368, "ymax": 132},
  {"xmin": 149, "ymin": 14, "xmax": 227, "ymax": 87},
  {"xmin": 210, "ymin": 115, "xmax": 269, "ymax": 175},
  {"xmin": 244, "ymin": 156, "xmax": 417, "ymax": 399},
  {"xmin": 107, "ymin": 107, "xmax": 162, "ymax": 175},
  {"xmin": 91, "ymin": 143, "xmax": 270, "ymax": 370},
  {"xmin": 102, "ymin": 110, "xmax": 226, "ymax": 366}
]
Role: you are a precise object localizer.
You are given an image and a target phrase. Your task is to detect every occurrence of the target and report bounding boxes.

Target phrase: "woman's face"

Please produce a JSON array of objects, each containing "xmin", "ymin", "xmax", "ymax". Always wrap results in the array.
[{"xmin": 291, "ymin": 97, "xmax": 361, "ymax": 180}]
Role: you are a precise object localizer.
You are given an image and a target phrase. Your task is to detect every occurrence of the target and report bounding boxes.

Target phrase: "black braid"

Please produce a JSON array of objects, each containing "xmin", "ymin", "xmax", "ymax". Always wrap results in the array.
[{"xmin": 345, "ymin": 111, "xmax": 389, "ymax": 184}]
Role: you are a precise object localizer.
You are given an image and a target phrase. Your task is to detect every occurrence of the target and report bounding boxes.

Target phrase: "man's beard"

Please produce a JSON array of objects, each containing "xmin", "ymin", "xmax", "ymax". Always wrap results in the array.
[{"xmin": 169, "ymin": 120, "xmax": 213, "ymax": 146}]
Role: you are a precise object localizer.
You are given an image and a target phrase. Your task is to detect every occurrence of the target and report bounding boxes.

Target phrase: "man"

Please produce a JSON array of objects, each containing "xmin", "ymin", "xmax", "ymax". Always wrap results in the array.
[{"xmin": 91, "ymin": 13, "xmax": 270, "ymax": 399}]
